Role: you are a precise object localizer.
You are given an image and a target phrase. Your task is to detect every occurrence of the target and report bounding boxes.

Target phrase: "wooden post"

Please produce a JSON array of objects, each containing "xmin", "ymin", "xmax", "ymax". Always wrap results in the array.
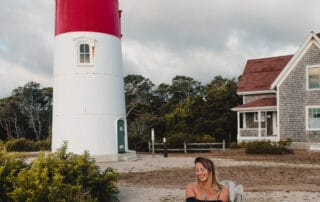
[
  {"xmin": 151, "ymin": 128, "xmax": 155, "ymax": 157},
  {"xmin": 163, "ymin": 137, "xmax": 168, "ymax": 158},
  {"xmin": 184, "ymin": 141, "xmax": 187, "ymax": 153},
  {"xmin": 258, "ymin": 111, "xmax": 261, "ymax": 137},
  {"xmin": 223, "ymin": 139, "xmax": 225, "ymax": 151}
]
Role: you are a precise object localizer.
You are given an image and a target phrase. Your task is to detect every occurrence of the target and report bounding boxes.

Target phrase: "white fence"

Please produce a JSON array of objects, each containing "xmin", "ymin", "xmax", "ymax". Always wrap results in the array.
[{"xmin": 148, "ymin": 140, "xmax": 225, "ymax": 153}]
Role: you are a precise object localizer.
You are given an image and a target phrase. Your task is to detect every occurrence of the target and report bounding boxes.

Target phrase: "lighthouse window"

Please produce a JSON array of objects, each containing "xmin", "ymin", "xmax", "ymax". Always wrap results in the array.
[
  {"xmin": 79, "ymin": 43, "xmax": 90, "ymax": 64},
  {"xmin": 74, "ymin": 37, "xmax": 95, "ymax": 66}
]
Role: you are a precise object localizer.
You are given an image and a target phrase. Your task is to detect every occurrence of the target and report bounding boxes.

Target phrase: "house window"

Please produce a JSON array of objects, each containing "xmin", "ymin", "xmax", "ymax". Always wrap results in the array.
[
  {"xmin": 73, "ymin": 36, "xmax": 95, "ymax": 66},
  {"xmin": 307, "ymin": 107, "xmax": 320, "ymax": 130},
  {"xmin": 254, "ymin": 112, "xmax": 265, "ymax": 122},
  {"xmin": 307, "ymin": 66, "xmax": 320, "ymax": 90}
]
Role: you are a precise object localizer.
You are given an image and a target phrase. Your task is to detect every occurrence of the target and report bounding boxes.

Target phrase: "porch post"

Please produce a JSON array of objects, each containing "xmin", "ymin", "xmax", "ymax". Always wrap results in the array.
[
  {"xmin": 237, "ymin": 112, "xmax": 240, "ymax": 138},
  {"xmin": 258, "ymin": 111, "xmax": 261, "ymax": 137},
  {"xmin": 243, "ymin": 112, "xmax": 246, "ymax": 128}
]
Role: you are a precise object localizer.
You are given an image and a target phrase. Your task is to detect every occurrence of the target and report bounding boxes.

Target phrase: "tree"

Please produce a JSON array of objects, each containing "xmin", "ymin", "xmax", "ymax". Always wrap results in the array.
[
  {"xmin": 203, "ymin": 76, "xmax": 242, "ymax": 143},
  {"xmin": 169, "ymin": 75, "xmax": 203, "ymax": 106},
  {"xmin": 154, "ymin": 83, "xmax": 171, "ymax": 104},
  {"xmin": 0, "ymin": 82, "xmax": 52, "ymax": 141},
  {"xmin": 124, "ymin": 75, "xmax": 155, "ymax": 118},
  {"xmin": 0, "ymin": 97, "xmax": 26, "ymax": 139},
  {"xmin": 12, "ymin": 82, "xmax": 48, "ymax": 140},
  {"xmin": 124, "ymin": 75, "xmax": 157, "ymax": 150}
]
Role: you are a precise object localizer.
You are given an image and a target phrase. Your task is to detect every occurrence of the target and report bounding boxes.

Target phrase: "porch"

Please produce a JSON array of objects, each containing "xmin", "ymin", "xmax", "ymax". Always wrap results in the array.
[
  {"xmin": 231, "ymin": 97, "xmax": 279, "ymax": 142},
  {"xmin": 237, "ymin": 111, "xmax": 279, "ymax": 142}
]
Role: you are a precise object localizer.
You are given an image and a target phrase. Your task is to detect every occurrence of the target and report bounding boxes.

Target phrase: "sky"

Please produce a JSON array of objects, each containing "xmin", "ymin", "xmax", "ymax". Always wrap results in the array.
[{"xmin": 1, "ymin": 0, "xmax": 320, "ymax": 98}]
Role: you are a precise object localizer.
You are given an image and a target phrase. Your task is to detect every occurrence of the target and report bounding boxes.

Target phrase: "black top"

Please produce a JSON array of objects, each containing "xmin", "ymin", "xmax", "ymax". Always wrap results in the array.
[{"xmin": 186, "ymin": 197, "xmax": 223, "ymax": 202}]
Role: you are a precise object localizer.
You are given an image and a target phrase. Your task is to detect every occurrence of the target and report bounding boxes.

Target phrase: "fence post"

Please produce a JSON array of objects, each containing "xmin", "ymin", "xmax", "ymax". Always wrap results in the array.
[
  {"xmin": 163, "ymin": 138, "xmax": 168, "ymax": 158},
  {"xmin": 151, "ymin": 128, "xmax": 155, "ymax": 157},
  {"xmin": 184, "ymin": 141, "xmax": 187, "ymax": 153},
  {"xmin": 223, "ymin": 139, "xmax": 225, "ymax": 151}
]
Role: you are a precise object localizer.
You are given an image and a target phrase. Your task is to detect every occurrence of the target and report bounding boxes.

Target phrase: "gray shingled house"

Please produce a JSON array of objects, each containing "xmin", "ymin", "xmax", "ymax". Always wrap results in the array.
[{"xmin": 232, "ymin": 32, "xmax": 320, "ymax": 148}]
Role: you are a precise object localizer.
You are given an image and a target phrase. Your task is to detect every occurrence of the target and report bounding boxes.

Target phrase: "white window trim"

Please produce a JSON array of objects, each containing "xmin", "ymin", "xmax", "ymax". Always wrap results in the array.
[
  {"xmin": 306, "ymin": 65, "xmax": 320, "ymax": 91},
  {"xmin": 306, "ymin": 106, "xmax": 320, "ymax": 131},
  {"xmin": 73, "ymin": 36, "xmax": 95, "ymax": 66}
]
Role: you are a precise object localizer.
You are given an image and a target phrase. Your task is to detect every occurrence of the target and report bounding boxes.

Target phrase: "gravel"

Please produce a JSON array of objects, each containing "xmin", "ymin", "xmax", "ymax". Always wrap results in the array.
[
  {"xmin": 99, "ymin": 154, "xmax": 320, "ymax": 173},
  {"xmin": 97, "ymin": 154, "xmax": 320, "ymax": 202},
  {"xmin": 118, "ymin": 187, "xmax": 320, "ymax": 202}
]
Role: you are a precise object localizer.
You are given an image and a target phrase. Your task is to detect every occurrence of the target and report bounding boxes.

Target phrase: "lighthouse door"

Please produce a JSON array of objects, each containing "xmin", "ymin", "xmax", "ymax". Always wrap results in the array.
[{"xmin": 117, "ymin": 119, "xmax": 125, "ymax": 153}]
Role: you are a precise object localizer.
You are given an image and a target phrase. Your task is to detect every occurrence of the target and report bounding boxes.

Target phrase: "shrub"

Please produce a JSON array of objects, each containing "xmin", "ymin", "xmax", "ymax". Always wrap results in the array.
[
  {"xmin": 229, "ymin": 142, "xmax": 241, "ymax": 148},
  {"xmin": 1, "ymin": 143, "xmax": 119, "ymax": 202},
  {"xmin": 197, "ymin": 134, "xmax": 215, "ymax": 143},
  {"xmin": 278, "ymin": 138, "xmax": 293, "ymax": 147},
  {"xmin": 6, "ymin": 138, "xmax": 35, "ymax": 152},
  {"xmin": 245, "ymin": 141, "xmax": 293, "ymax": 155},
  {"xmin": 128, "ymin": 136, "xmax": 149, "ymax": 152},
  {"xmin": 34, "ymin": 138, "xmax": 51, "ymax": 151},
  {"xmin": 167, "ymin": 132, "xmax": 194, "ymax": 145},
  {"xmin": 5, "ymin": 138, "xmax": 51, "ymax": 152},
  {"xmin": 0, "ymin": 152, "xmax": 29, "ymax": 201}
]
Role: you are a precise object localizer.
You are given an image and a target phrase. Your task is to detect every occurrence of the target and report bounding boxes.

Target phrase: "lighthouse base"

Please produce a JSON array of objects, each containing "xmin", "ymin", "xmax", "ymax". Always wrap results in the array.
[{"xmin": 93, "ymin": 150, "xmax": 137, "ymax": 162}]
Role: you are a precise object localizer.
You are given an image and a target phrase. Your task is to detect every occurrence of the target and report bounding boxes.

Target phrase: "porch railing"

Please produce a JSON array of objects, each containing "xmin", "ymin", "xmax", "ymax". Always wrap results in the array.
[
  {"xmin": 239, "ymin": 128, "xmax": 267, "ymax": 136},
  {"xmin": 238, "ymin": 128, "xmax": 279, "ymax": 142}
]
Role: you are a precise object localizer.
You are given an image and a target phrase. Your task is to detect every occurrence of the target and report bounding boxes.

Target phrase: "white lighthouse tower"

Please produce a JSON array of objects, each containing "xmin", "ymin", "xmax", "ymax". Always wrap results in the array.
[{"xmin": 52, "ymin": 0, "xmax": 132, "ymax": 161}]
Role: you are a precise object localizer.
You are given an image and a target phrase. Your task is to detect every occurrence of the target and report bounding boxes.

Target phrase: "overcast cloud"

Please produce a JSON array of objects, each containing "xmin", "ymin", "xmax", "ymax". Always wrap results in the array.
[{"xmin": 0, "ymin": 0, "xmax": 320, "ymax": 98}]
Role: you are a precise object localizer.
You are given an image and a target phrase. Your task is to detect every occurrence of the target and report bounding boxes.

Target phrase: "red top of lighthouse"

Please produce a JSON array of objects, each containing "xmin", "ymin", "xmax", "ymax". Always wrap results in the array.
[{"xmin": 55, "ymin": 0, "xmax": 121, "ymax": 38}]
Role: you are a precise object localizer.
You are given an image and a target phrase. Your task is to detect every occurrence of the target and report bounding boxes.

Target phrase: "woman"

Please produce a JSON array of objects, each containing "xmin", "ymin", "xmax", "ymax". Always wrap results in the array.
[{"xmin": 186, "ymin": 157, "xmax": 229, "ymax": 202}]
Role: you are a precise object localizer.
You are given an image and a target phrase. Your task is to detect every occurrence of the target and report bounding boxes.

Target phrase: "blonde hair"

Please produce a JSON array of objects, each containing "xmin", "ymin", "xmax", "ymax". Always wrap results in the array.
[{"xmin": 194, "ymin": 157, "xmax": 222, "ymax": 191}]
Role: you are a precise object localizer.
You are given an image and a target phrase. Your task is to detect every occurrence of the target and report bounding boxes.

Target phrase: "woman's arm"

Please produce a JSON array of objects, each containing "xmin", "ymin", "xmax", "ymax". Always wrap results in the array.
[
  {"xmin": 185, "ymin": 183, "xmax": 196, "ymax": 198},
  {"xmin": 218, "ymin": 185, "xmax": 230, "ymax": 202}
]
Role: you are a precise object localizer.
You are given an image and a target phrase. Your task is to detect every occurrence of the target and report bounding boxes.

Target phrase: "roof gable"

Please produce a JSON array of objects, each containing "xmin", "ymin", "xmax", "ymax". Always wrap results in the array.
[
  {"xmin": 271, "ymin": 32, "xmax": 320, "ymax": 89},
  {"xmin": 237, "ymin": 55, "xmax": 293, "ymax": 93}
]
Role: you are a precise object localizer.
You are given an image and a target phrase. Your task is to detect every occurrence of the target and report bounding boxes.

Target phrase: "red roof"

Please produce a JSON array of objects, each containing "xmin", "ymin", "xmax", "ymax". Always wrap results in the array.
[
  {"xmin": 233, "ymin": 97, "xmax": 276, "ymax": 109},
  {"xmin": 55, "ymin": 0, "xmax": 121, "ymax": 38},
  {"xmin": 237, "ymin": 55, "xmax": 293, "ymax": 92}
]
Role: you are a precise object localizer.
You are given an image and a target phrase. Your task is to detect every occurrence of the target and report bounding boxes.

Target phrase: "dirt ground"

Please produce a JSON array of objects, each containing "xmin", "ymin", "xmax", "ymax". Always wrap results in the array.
[{"xmin": 119, "ymin": 149, "xmax": 320, "ymax": 192}]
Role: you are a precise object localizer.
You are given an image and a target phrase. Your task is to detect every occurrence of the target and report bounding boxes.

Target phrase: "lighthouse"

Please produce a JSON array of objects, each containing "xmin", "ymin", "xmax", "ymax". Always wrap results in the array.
[{"xmin": 52, "ymin": 0, "xmax": 132, "ymax": 161}]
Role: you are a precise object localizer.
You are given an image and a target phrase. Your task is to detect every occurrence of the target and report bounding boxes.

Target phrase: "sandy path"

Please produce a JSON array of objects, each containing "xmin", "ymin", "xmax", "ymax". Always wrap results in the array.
[
  {"xmin": 99, "ymin": 154, "xmax": 320, "ymax": 173},
  {"xmin": 97, "ymin": 154, "xmax": 320, "ymax": 201},
  {"xmin": 118, "ymin": 186, "xmax": 320, "ymax": 202}
]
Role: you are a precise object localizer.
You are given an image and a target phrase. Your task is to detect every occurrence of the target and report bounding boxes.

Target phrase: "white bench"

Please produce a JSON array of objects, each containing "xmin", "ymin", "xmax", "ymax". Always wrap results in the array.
[{"xmin": 221, "ymin": 180, "xmax": 243, "ymax": 202}]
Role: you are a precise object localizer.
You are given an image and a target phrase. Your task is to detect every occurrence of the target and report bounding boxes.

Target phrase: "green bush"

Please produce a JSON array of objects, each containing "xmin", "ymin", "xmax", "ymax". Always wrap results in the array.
[
  {"xmin": 0, "ymin": 143, "xmax": 119, "ymax": 202},
  {"xmin": 0, "ymin": 140, "xmax": 5, "ymax": 147},
  {"xmin": 229, "ymin": 142, "xmax": 241, "ymax": 148},
  {"xmin": 197, "ymin": 134, "xmax": 215, "ymax": 143},
  {"xmin": 33, "ymin": 138, "xmax": 51, "ymax": 151},
  {"xmin": 245, "ymin": 141, "xmax": 293, "ymax": 155},
  {"xmin": 0, "ymin": 152, "xmax": 29, "ymax": 201},
  {"xmin": 6, "ymin": 138, "xmax": 35, "ymax": 152},
  {"xmin": 278, "ymin": 138, "xmax": 293, "ymax": 147},
  {"xmin": 167, "ymin": 132, "xmax": 194, "ymax": 145},
  {"xmin": 5, "ymin": 138, "xmax": 51, "ymax": 152}
]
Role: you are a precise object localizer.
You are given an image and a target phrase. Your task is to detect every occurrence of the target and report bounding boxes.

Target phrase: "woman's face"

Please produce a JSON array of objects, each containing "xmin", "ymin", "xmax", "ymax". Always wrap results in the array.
[{"xmin": 195, "ymin": 162, "xmax": 209, "ymax": 182}]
